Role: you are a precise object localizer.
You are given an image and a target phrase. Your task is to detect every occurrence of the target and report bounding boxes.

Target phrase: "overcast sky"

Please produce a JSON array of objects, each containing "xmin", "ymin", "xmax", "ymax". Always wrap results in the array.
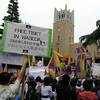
[{"xmin": 0, "ymin": 0, "xmax": 100, "ymax": 42}]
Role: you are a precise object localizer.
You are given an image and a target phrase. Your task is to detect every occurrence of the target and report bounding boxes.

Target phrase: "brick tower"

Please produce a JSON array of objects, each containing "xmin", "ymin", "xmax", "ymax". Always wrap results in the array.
[{"xmin": 53, "ymin": 5, "xmax": 74, "ymax": 56}]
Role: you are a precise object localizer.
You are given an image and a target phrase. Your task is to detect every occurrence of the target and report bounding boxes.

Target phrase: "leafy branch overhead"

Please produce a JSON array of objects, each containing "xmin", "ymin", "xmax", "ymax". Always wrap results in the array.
[
  {"xmin": 0, "ymin": 0, "xmax": 21, "ymax": 38},
  {"xmin": 2, "ymin": 0, "xmax": 21, "ymax": 26},
  {"xmin": 79, "ymin": 20, "xmax": 100, "ymax": 49}
]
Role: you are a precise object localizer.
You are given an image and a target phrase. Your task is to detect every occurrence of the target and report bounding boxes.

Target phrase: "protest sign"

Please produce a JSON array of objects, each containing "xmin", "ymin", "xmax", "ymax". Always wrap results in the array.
[
  {"xmin": 0, "ymin": 53, "xmax": 23, "ymax": 65},
  {"xmin": 28, "ymin": 66, "xmax": 47, "ymax": 79},
  {"xmin": 2, "ymin": 21, "xmax": 52, "ymax": 57},
  {"xmin": 92, "ymin": 63, "xmax": 100, "ymax": 76}
]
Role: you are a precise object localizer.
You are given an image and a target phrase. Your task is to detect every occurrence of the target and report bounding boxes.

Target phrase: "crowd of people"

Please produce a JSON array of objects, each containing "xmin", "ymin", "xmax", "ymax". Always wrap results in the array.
[{"xmin": 0, "ymin": 56, "xmax": 100, "ymax": 100}]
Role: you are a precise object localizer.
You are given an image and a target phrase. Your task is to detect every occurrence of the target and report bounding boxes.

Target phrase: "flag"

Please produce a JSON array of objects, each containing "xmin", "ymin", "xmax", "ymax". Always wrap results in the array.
[
  {"xmin": 76, "ymin": 47, "xmax": 81, "ymax": 54},
  {"xmin": 54, "ymin": 51, "xmax": 63, "ymax": 68},
  {"xmin": 79, "ymin": 54, "xmax": 86, "ymax": 77},
  {"xmin": 75, "ymin": 62, "xmax": 80, "ymax": 72},
  {"xmin": 80, "ymin": 57, "xmax": 85, "ymax": 71},
  {"xmin": 55, "ymin": 54, "xmax": 63, "ymax": 68},
  {"xmin": 54, "ymin": 51, "xmax": 63, "ymax": 57},
  {"xmin": 74, "ymin": 58, "xmax": 80, "ymax": 73},
  {"xmin": 54, "ymin": 51, "xmax": 67, "ymax": 76},
  {"xmin": 48, "ymin": 56, "xmax": 56, "ymax": 77},
  {"xmin": 76, "ymin": 47, "xmax": 85, "ymax": 55},
  {"xmin": 48, "ymin": 56, "xmax": 55, "ymax": 69},
  {"xmin": 48, "ymin": 51, "xmax": 64, "ymax": 77},
  {"xmin": 48, "ymin": 51, "xmax": 68, "ymax": 77},
  {"xmin": 68, "ymin": 57, "xmax": 71, "ymax": 65},
  {"xmin": 0, "ymin": 64, "xmax": 3, "ymax": 73}
]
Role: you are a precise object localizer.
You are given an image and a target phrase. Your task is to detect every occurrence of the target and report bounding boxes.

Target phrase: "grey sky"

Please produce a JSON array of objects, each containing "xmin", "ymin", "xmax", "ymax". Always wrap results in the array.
[{"xmin": 0, "ymin": 0, "xmax": 100, "ymax": 42}]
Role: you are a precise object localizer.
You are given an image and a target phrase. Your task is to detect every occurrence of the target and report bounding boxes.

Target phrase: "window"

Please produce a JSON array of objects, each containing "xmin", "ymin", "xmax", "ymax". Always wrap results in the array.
[
  {"xmin": 62, "ymin": 13, "xmax": 65, "ymax": 18},
  {"xmin": 58, "ymin": 13, "xmax": 60, "ymax": 19},
  {"xmin": 58, "ymin": 35, "xmax": 60, "ymax": 41}
]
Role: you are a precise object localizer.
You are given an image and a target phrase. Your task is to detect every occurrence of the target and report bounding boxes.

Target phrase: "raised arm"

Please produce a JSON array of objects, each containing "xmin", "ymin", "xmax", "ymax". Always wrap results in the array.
[{"xmin": 17, "ymin": 55, "xmax": 28, "ymax": 83}]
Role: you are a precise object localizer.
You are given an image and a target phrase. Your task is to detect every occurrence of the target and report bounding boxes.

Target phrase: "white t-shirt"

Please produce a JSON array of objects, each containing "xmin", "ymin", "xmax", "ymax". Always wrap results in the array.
[
  {"xmin": 0, "ymin": 79, "xmax": 20, "ymax": 100},
  {"xmin": 41, "ymin": 85, "xmax": 53, "ymax": 100}
]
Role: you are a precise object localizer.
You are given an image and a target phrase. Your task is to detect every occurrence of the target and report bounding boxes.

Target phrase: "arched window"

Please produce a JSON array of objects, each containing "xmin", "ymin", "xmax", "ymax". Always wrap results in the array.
[{"xmin": 62, "ymin": 13, "xmax": 65, "ymax": 18}]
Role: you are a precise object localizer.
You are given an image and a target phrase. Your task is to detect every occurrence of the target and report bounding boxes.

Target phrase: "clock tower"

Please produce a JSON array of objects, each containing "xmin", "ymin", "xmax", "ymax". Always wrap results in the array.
[{"xmin": 53, "ymin": 5, "xmax": 74, "ymax": 56}]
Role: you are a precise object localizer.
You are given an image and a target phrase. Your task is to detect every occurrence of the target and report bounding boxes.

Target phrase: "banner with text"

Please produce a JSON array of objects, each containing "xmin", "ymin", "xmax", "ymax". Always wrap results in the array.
[
  {"xmin": 2, "ymin": 21, "xmax": 52, "ymax": 57},
  {"xmin": 0, "ymin": 53, "xmax": 23, "ymax": 65}
]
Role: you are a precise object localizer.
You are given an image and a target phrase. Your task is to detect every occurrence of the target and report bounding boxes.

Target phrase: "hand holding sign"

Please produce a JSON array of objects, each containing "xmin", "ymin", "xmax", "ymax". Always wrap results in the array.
[{"xmin": 22, "ymin": 55, "xmax": 28, "ymax": 67}]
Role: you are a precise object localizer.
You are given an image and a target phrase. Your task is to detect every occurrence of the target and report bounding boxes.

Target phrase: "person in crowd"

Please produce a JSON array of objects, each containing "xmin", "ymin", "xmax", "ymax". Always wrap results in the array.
[
  {"xmin": 92, "ymin": 76, "xmax": 100, "ymax": 100},
  {"xmin": 78, "ymin": 79, "xmax": 98, "ymax": 100},
  {"xmin": 49, "ymin": 75, "xmax": 57, "ymax": 100},
  {"xmin": 0, "ymin": 56, "xmax": 28, "ymax": 100},
  {"xmin": 76, "ymin": 78, "xmax": 83, "ymax": 92},
  {"xmin": 35, "ymin": 76, "xmax": 42, "ymax": 100},
  {"xmin": 70, "ymin": 78, "xmax": 78, "ymax": 100},
  {"xmin": 41, "ymin": 76, "xmax": 53, "ymax": 100},
  {"xmin": 24, "ymin": 75, "xmax": 36, "ymax": 100},
  {"xmin": 56, "ymin": 74, "xmax": 71, "ymax": 100}
]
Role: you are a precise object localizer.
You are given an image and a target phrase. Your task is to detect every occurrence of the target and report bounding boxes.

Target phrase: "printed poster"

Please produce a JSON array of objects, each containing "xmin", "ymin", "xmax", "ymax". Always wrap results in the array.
[{"xmin": 2, "ymin": 21, "xmax": 52, "ymax": 57}]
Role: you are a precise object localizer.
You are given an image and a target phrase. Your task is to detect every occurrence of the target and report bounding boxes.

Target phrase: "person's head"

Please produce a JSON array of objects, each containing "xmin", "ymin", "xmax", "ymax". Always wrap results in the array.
[
  {"xmin": 43, "ymin": 77, "xmax": 50, "ymax": 86},
  {"xmin": 83, "ymin": 79, "xmax": 93, "ymax": 91},
  {"xmin": 28, "ymin": 75, "xmax": 34, "ymax": 81},
  {"xmin": 62, "ymin": 74, "xmax": 70, "ymax": 85},
  {"xmin": 27, "ymin": 75, "xmax": 36, "ymax": 86},
  {"xmin": 35, "ymin": 76, "xmax": 42, "ymax": 82},
  {"xmin": 0, "ymin": 72, "xmax": 11, "ymax": 85}
]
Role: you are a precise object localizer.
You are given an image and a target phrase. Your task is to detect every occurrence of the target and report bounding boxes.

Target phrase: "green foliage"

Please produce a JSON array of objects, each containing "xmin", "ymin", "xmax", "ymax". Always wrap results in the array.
[
  {"xmin": 79, "ymin": 20, "xmax": 100, "ymax": 49},
  {"xmin": 0, "ymin": 29, "xmax": 3, "ymax": 39},
  {"xmin": 1, "ymin": 0, "xmax": 21, "ymax": 37},
  {"xmin": 96, "ymin": 20, "xmax": 100, "ymax": 28},
  {"xmin": 2, "ymin": 0, "xmax": 21, "ymax": 26}
]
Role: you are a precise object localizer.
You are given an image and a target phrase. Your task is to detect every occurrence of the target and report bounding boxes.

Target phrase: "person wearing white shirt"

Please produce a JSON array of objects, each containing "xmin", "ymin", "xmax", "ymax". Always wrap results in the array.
[
  {"xmin": 41, "ymin": 77, "xmax": 53, "ymax": 100},
  {"xmin": 0, "ymin": 56, "xmax": 28, "ymax": 100}
]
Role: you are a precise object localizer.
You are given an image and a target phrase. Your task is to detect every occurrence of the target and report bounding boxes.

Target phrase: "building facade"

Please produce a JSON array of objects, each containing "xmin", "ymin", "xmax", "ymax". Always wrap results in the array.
[
  {"xmin": 53, "ymin": 5, "xmax": 100, "ymax": 62},
  {"xmin": 53, "ymin": 5, "xmax": 74, "ymax": 56}
]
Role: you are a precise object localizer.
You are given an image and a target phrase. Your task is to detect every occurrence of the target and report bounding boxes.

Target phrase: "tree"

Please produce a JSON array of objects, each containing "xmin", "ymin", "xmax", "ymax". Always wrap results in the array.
[
  {"xmin": 0, "ymin": 29, "xmax": 3, "ymax": 39},
  {"xmin": 96, "ymin": 20, "xmax": 100, "ymax": 28},
  {"xmin": 0, "ymin": 0, "xmax": 21, "ymax": 37},
  {"xmin": 2, "ymin": 0, "xmax": 21, "ymax": 26},
  {"xmin": 79, "ymin": 20, "xmax": 100, "ymax": 49}
]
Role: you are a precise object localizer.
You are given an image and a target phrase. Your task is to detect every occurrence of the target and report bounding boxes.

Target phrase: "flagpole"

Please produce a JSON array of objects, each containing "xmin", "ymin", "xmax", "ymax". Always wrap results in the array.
[{"xmin": 3, "ymin": 64, "xmax": 8, "ymax": 72}]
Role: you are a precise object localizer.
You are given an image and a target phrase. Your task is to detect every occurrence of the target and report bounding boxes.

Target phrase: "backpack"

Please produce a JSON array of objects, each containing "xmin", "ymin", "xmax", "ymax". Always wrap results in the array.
[{"xmin": 78, "ymin": 91, "xmax": 97, "ymax": 100}]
